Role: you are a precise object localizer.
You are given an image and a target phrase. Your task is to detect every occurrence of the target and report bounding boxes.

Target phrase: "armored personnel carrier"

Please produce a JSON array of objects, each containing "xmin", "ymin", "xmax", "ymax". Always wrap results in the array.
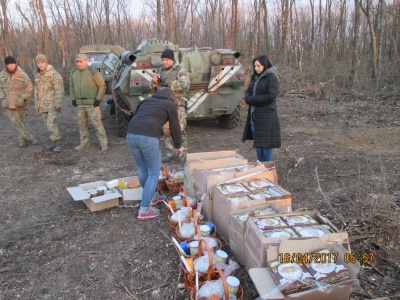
[{"xmin": 103, "ymin": 39, "xmax": 245, "ymax": 136}]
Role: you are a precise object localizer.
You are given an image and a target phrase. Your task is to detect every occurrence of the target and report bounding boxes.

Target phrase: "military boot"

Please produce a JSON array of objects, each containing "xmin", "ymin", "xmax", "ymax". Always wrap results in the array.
[
  {"xmin": 75, "ymin": 143, "xmax": 88, "ymax": 151},
  {"xmin": 31, "ymin": 137, "xmax": 40, "ymax": 145},
  {"xmin": 101, "ymin": 144, "xmax": 109, "ymax": 152},
  {"xmin": 46, "ymin": 140, "xmax": 56, "ymax": 150},
  {"xmin": 53, "ymin": 140, "xmax": 63, "ymax": 152}
]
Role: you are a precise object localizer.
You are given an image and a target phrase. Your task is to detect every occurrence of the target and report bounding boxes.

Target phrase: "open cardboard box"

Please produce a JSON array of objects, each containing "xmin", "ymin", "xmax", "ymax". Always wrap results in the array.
[
  {"xmin": 67, "ymin": 180, "xmax": 121, "ymax": 212},
  {"xmin": 116, "ymin": 176, "xmax": 143, "ymax": 204},
  {"xmin": 229, "ymin": 203, "xmax": 286, "ymax": 265},
  {"xmin": 213, "ymin": 179, "xmax": 292, "ymax": 243},
  {"xmin": 244, "ymin": 210, "xmax": 350, "ymax": 268},
  {"xmin": 249, "ymin": 239, "xmax": 360, "ymax": 299},
  {"xmin": 194, "ymin": 162, "xmax": 278, "ymax": 221}
]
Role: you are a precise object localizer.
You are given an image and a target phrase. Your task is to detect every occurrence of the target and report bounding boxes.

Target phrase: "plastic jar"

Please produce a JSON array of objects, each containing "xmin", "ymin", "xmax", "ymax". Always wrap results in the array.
[
  {"xmin": 199, "ymin": 224, "xmax": 211, "ymax": 236},
  {"xmin": 226, "ymin": 276, "xmax": 240, "ymax": 295},
  {"xmin": 215, "ymin": 249, "xmax": 228, "ymax": 263},
  {"xmin": 189, "ymin": 241, "xmax": 199, "ymax": 256},
  {"xmin": 173, "ymin": 195, "xmax": 182, "ymax": 206}
]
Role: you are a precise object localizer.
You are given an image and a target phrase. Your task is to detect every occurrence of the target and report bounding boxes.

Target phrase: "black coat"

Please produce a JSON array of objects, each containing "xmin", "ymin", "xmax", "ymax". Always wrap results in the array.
[{"xmin": 242, "ymin": 68, "xmax": 281, "ymax": 149}]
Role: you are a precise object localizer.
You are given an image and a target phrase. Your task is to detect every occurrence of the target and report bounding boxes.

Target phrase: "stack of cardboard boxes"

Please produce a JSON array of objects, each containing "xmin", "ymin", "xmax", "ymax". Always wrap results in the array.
[{"xmin": 184, "ymin": 150, "xmax": 359, "ymax": 299}]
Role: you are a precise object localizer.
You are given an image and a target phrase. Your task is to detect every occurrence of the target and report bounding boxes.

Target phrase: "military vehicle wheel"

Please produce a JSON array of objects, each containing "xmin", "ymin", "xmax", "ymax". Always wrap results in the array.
[
  {"xmin": 218, "ymin": 105, "xmax": 241, "ymax": 129},
  {"xmin": 115, "ymin": 95, "xmax": 131, "ymax": 137}
]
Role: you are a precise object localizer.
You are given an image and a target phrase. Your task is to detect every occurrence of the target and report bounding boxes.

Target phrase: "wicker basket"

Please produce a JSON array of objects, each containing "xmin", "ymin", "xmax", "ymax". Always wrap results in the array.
[
  {"xmin": 175, "ymin": 217, "xmax": 217, "ymax": 243},
  {"xmin": 182, "ymin": 238, "xmax": 221, "ymax": 291},
  {"xmin": 174, "ymin": 237, "xmax": 223, "ymax": 259},
  {"xmin": 190, "ymin": 264, "xmax": 244, "ymax": 300},
  {"xmin": 168, "ymin": 202, "xmax": 193, "ymax": 234},
  {"xmin": 166, "ymin": 165, "xmax": 184, "ymax": 193}
]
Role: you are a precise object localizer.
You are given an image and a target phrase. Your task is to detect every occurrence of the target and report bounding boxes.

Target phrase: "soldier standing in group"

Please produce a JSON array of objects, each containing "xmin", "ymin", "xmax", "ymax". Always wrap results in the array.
[
  {"xmin": 70, "ymin": 53, "xmax": 108, "ymax": 152},
  {"xmin": 151, "ymin": 48, "xmax": 190, "ymax": 163},
  {"xmin": 34, "ymin": 54, "xmax": 64, "ymax": 152},
  {"xmin": 0, "ymin": 56, "xmax": 39, "ymax": 148}
]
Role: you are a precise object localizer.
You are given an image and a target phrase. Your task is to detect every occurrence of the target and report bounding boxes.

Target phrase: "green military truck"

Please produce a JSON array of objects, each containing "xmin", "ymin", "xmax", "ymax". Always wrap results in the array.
[
  {"xmin": 79, "ymin": 44, "xmax": 126, "ymax": 93},
  {"xmin": 103, "ymin": 39, "xmax": 245, "ymax": 136}
]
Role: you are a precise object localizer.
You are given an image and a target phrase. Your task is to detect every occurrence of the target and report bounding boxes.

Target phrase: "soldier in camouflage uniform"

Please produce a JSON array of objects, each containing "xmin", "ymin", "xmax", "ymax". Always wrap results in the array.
[
  {"xmin": 151, "ymin": 48, "xmax": 190, "ymax": 162},
  {"xmin": 0, "ymin": 56, "xmax": 39, "ymax": 148},
  {"xmin": 70, "ymin": 53, "xmax": 108, "ymax": 152},
  {"xmin": 34, "ymin": 54, "xmax": 64, "ymax": 152}
]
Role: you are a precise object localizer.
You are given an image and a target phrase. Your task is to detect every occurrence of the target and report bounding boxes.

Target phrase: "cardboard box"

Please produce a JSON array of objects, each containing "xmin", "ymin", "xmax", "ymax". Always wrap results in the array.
[
  {"xmin": 244, "ymin": 242, "xmax": 263, "ymax": 271},
  {"xmin": 118, "ymin": 176, "xmax": 143, "ymax": 204},
  {"xmin": 195, "ymin": 164, "xmax": 279, "ymax": 222},
  {"xmin": 249, "ymin": 240, "xmax": 360, "ymax": 299},
  {"xmin": 244, "ymin": 210, "xmax": 349, "ymax": 268},
  {"xmin": 229, "ymin": 204, "xmax": 285, "ymax": 265},
  {"xmin": 184, "ymin": 151, "xmax": 248, "ymax": 177},
  {"xmin": 67, "ymin": 180, "xmax": 121, "ymax": 212},
  {"xmin": 213, "ymin": 182, "xmax": 292, "ymax": 243}
]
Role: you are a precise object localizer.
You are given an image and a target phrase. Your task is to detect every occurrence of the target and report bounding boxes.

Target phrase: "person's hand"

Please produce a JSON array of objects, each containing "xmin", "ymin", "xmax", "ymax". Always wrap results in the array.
[
  {"xmin": 35, "ymin": 107, "xmax": 40, "ymax": 113},
  {"xmin": 93, "ymin": 100, "xmax": 101, "ymax": 107},
  {"xmin": 55, "ymin": 107, "xmax": 61, "ymax": 111},
  {"xmin": 175, "ymin": 148, "xmax": 183, "ymax": 158},
  {"xmin": 72, "ymin": 100, "xmax": 77, "ymax": 107},
  {"xmin": 152, "ymin": 73, "xmax": 159, "ymax": 84}
]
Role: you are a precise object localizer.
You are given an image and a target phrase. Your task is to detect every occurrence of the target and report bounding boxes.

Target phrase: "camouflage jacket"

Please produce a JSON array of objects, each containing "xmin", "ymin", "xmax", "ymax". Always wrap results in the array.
[
  {"xmin": 69, "ymin": 66, "xmax": 105, "ymax": 106},
  {"xmin": 151, "ymin": 62, "xmax": 190, "ymax": 97},
  {"xmin": 35, "ymin": 64, "xmax": 64, "ymax": 112},
  {"xmin": 0, "ymin": 66, "xmax": 33, "ymax": 110}
]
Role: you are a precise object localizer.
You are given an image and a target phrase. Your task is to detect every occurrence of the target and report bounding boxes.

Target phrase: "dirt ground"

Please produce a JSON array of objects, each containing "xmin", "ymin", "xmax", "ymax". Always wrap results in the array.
[{"xmin": 0, "ymin": 94, "xmax": 399, "ymax": 300}]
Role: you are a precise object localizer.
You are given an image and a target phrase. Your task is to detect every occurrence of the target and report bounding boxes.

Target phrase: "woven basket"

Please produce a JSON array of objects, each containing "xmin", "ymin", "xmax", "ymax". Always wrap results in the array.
[
  {"xmin": 168, "ymin": 202, "xmax": 193, "ymax": 234},
  {"xmin": 190, "ymin": 264, "xmax": 244, "ymax": 299},
  {"xmin": 175, "ymin": 213, "xmax": 216, "ymax": 243},
  {"xmin": 156, "ymin": 165, "xmax": 168, "ymax": 191},
  {"xmin": 166, "ymin": 165, "xmax": 184, "ymax": 193},
  {"xmin": 174, "ymin": 237, "xmax": 223, "ymax": 259},
  {"xmin": 182, "ymin": 238, "xmax": 220, "ymax": 291}
]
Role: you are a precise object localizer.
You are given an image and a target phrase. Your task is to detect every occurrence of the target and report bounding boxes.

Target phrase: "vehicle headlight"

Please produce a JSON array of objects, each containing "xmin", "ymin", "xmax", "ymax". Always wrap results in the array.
[{"xmin": 104, "ymin": 70, "xmax": 110, "ymax": 75}]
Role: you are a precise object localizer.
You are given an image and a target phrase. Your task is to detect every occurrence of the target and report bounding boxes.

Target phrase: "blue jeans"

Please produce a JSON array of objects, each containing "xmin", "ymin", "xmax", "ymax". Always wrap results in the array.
[
  {"xmin": 250, "ymin": 123, "xmax": 273, "ymax": 162},
  {"xmin": 126, "ymin": 134, "xmax": 161, "ymax": 209}
]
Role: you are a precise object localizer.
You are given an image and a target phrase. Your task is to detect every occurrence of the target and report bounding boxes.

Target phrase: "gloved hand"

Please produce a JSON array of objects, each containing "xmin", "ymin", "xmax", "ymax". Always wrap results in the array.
[
  {"xmin": 93, "ymin": 100, "xmax": 100, "ymax": 107},
  {"xmin": 72, "ymin": 100, "xmax": 77, "ymax": 107}
]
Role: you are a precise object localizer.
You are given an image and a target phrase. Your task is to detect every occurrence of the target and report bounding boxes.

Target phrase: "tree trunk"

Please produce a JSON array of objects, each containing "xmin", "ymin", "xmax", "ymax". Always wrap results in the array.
[
  {"xmin": 361, "ymin": 0, "xmax": 378, "ymax": 79},
  {"xmin": 157, "ymin": 0, "xmax": 162, "ymax": 39},
  {"xmin": 349, "ymin": 0, "xmax": 361, "ymax": 88},
  {"xmin": 0, "ymin": 0, "xmax": 9, "ymax": 56}
]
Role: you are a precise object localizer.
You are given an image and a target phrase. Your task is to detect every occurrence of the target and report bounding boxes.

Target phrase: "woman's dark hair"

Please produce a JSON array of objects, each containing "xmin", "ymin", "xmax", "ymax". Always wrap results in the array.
[{"xmin": 252, "ymin": 55, "xmax": 273, "ymax": 74}]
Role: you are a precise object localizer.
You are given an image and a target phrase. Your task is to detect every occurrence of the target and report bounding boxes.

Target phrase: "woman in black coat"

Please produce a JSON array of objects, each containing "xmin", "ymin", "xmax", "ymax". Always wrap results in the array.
[{"xmin": 242, "ymin": 55, "xmax": 281, "ymax": 162}]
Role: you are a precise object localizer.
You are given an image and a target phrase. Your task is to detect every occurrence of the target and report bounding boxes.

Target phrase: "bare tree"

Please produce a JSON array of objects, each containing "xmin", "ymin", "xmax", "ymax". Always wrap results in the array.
[
  {"xmin": 349, "ymin": 0, "xmax": 361, "ymax": 88},
  {"xmin": 360, "ymin": 0, "xmax": 378, "ymax": 79},
  {"xmin": 0, "ymin": 0, "xmax": 9, "ymax": 56}
]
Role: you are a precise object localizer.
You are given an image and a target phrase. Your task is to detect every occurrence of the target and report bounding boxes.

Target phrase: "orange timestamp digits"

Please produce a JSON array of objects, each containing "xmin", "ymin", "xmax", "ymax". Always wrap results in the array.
[
  {"xmin": 343, "ymin": 252, "xmax": 375, "ymax": 264},
  {"xmin": 278, "ymin": 252, "xmax": 339, "ymax": 264}
]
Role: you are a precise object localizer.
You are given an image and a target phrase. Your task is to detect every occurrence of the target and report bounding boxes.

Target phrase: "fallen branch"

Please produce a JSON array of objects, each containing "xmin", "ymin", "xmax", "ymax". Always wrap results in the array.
[
  {"xmin": 367, "ymin": 263, "xmax": 385, "ymax": 277},
  {"xmin": 0, "ymin": 267, "xmax": 11, "ymax": 273},
  {"xmin": 142, "ymin": 278, "xmax": 170, "ymax": 294},
  {"xmin": 122, "ymin": 283, "xmax": 138, "ymax": 300},
  {"xmin": 315, "ymin": 166, "xmax": 347, "ymax": 227}
]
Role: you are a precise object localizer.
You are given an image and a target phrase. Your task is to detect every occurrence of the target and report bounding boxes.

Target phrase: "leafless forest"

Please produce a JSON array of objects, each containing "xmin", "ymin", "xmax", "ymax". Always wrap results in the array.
[{"xmin": 0, "ymin": 0, "xmax": 399, "ymax": 101}]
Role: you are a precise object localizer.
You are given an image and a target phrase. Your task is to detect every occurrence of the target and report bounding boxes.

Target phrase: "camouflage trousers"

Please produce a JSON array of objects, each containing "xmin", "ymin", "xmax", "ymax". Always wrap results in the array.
[
  {"xmin": 41, "ymin": 110, "xmax": 61, "ymax": 141},
  {"xmin": 77, "ymin": 106, "xmax": 108, "ymax": 146},
  {"xmin": 5, "ymin": 109, "xmax": 33, "ymax": 143},
  {"xmin": 162, "ymin": 105, "xmax": 187, "ymax": 158}
]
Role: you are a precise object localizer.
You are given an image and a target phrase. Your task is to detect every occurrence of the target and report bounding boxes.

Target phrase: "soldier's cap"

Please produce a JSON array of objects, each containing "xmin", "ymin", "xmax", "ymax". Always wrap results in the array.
[
  {"xmin": 4, "ymin": 56, "xmax": 16, "ymax": 65},
  {"xmin": 75, "ymin": 53, "xmax": 87, "ymax": 61},
  {"xmin": 161, "ymin": 48, "xmax": 175, "ymax": 61},
  {"xmin": 35, "ymin": 54, "xmax": 48, "ymax": 63}
]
